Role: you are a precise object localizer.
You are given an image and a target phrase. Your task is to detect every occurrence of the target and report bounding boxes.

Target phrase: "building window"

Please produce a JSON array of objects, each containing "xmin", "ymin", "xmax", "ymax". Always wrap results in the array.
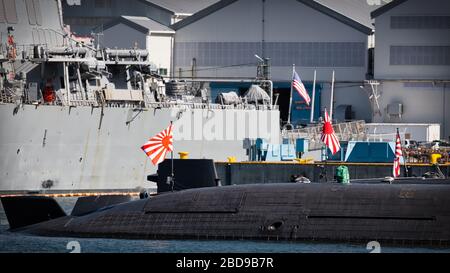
[
  {"xmin": 175, "ymin": 42, "xmax": 365, "ymax": 67},
  {"xmin": 159, "ymin": 68, "xmax": 168, "ymax": 76},
  {"xmin": 390, "ymin": 46, "xmax": 450, "ymax": 66},
  {"xmin": 391, "ymin": 16, "xmax": 450, "ymax": 29}
]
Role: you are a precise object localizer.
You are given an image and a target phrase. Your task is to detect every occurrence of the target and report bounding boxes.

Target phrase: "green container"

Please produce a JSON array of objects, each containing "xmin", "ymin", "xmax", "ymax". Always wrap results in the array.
[{"xmin": 335, "ymin": 165, "xmax": 350, "ymax": 184}]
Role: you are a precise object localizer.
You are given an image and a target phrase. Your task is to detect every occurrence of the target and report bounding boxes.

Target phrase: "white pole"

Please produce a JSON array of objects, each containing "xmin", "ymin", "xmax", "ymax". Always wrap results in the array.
[
  {"xmin": 287, "ymin": 64, "xmax": 295, "ymax": 125},
  {"xmin": 63, "ymin": 62, "xmax": 70, "ymax": 106},
  {"xmin": 310, "ymin": 69, "xmax": 316, "ymax": 124},
  {"xmin": 329, "ymin": 70, "xmax": 335, "ymax": 119},
  {"xmin": 170, "ymin": 120, "xmax": 174, "ymax": 191}
]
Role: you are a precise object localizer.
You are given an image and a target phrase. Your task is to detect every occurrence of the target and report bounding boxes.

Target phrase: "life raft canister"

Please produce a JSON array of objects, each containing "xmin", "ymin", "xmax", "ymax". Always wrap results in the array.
[{"xmin": 43, "ymin": 79, "xmax": 55, "ymax": 103}]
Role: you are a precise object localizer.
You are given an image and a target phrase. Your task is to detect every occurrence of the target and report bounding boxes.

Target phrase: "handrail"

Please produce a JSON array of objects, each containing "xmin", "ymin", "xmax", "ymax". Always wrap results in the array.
[
  {"xmin": 42, "ymin": 28, "xmax": 97, "ymax": 52},
  {"xmin": 0, "ymin": 95, "xmax": 278, "ymax": 111}
]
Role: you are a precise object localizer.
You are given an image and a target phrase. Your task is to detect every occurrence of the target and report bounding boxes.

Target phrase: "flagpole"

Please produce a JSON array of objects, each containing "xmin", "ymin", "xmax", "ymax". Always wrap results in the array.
[
  {"xmin": 322, "ymin": 107, "xmax": 328, "ymax": 161},
  {"xmin": 329, "ymin": 70, "xmax": 335, "ymax": 120},
  {"xmin": 323, "ymin": 107, "xmax": 328, "ymax": 181},
  {"xmin": 287, "ymin": 64, "xmax": 295, "ymax": 125},
  {"xmin": 310, "ymin": 69, "xmax": 316, "ymax": 124}
]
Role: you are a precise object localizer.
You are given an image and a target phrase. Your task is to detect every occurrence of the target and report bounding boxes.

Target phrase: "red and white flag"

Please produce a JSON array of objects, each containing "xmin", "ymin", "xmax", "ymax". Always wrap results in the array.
[
  {"xmin": 321, "ymin": 109, "xmax": 340, "ymax": 155},
  {"xmin": 393, "ymin": 129, "xmax": 402, "ymax": 178},
  {"xmin": 141, "ymin": 123, "xmax": 173, "ymax": 165}
]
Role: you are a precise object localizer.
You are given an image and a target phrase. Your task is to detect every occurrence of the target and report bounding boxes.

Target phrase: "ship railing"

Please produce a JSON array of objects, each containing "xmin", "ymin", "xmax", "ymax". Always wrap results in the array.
[
  {"xmin": 68, "ymin": 90, "xmax": 100, "ymax": 107},
  {"xmin": 366, "ymin": 132, "xmax": 408, "ymax": 142},
  {"xmin": 9, "ymin": 89, "xmax": 280, "ymax": 110},
  {"xmin": 42, "ymin": 28, "xmax": 95, "ymax": 51},
  {"xmin": 12, "ymin": 40, "xmax": 91, "ymax": 62},
  {"xmin": 282, "ymin": 120, "xmax": 367, "ymax": 150},
  {"xmin": 0, "ymin": 92, "xmax": 16, "ymax": 104},
  {"xmin": 142, "ymin": 101, "xmax": 277, "ymax": 111},
  {"xmin": 3, "ymin": 42, "xmax": 83, "ymax": 62},
  {"xmin": 5, "ymin": 96, "xmax": 278, "ymax": 111},
  {"xmin": 7, "ymin": 43, "xmax": 51, "ymax": 61},
  {"xmin": 68, "ymin": 99, "xmax": 99, "ymax": 107}
]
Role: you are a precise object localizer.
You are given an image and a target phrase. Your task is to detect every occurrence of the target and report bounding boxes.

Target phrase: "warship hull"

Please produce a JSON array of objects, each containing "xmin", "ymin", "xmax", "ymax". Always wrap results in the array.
[{"xmin": 0, "ymin": 103, "xmax": 279, "ymax": 192}]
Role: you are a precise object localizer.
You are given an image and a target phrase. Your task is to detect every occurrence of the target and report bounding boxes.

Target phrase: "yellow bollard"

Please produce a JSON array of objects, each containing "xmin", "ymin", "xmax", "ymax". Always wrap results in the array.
[
  {"xmin": 430, "ymin": 153, "xmax": 442, "ymax": 164},
  {"xmin": 294, "ymin": 157, "xmax": 314, "ymax": 164},
  {"xmin": 178, "ymin": 152, "xmax": 189, "ymax": 159},
  {"xmin": 227, "ymin": 156, "xmax": 237, "ymax": 163}
]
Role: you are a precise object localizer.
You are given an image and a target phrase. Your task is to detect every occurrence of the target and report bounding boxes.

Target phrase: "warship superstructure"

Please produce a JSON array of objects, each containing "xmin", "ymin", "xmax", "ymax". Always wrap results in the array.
[{"xmin": 0, "ymin": 0, "xmax": 280, "ymax": 192}]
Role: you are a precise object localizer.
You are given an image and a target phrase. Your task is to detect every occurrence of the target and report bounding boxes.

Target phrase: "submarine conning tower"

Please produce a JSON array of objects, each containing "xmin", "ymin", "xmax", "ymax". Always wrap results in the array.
[{"xmin": 147, "ymin": 159, "xmax": 221, "ymax": 193}]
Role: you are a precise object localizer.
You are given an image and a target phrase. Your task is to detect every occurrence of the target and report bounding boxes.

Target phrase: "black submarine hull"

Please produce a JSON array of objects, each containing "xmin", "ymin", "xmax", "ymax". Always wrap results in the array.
[{"xmin": 3, "ymin": 181, "xmax": 450, "ymax": 246}]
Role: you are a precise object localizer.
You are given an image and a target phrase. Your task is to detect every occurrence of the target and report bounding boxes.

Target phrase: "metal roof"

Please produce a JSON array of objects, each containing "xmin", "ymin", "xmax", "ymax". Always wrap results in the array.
[
  {"xmin": 371, "ymin": 0, "xmax": 408, "ymax": 18},
  {"xmin": 171, "ymin": 0, "xmax": 379, "ymax": 34},
  {"xmin": 140, "ymin": 0, "xmax": 220, "ymax": 15},
  {"xmin": 103, "ymin": 16, "xmax": 175, "ymax": 34},
  {"xmin": 314, "ymin": 0, "xmax": 386, "ymax": 29},
  {"xmin": 170, "ymin": 0, "xmax": 238, "ymax": 30},
  {"xmin": 299, "ymin": 0, "xmax": 373, "ymax": 34}
]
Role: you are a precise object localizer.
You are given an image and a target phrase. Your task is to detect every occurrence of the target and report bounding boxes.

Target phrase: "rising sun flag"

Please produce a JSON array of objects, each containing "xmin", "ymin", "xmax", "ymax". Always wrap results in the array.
[
  {"xmin": 321, "ymin": 108, "xmax": 340, "ymax": 155},
  {"xmin": 141, "ymin": 123, "xmax": 173, "ymax": 165}
]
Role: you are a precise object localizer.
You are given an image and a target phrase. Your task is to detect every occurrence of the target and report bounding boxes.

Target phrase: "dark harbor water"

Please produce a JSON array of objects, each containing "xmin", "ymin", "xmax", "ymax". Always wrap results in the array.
[{"xmin": 0, "ymin": 197, "xmax": 449, "ymax": 253}]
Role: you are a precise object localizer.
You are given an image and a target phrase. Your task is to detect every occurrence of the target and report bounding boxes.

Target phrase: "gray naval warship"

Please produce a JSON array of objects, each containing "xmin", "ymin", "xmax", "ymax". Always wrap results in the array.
[
  {"xmin": 2, "ymin": 159, "xmax": 450, "ymax": 246},
  {"xmin": 0, "ymin": 0, "xmax": 279, "ymax": 193}
]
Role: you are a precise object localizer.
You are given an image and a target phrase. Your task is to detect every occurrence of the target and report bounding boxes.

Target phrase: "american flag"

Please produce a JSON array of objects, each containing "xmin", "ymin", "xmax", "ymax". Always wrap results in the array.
[
  {"xmin": 141, "ymin": 123, "xmax": 173, "ymax": 165},
  {"xmin": 292, "ymin": 70, "xmax": 311, "ymax": 105},
  {"xmin": 321, "ymin": 109, "xmax": 340, "ymax": 155},
  {"xmin": 393, "ymin": 128, "xmax": 402, "ymax": 178}
]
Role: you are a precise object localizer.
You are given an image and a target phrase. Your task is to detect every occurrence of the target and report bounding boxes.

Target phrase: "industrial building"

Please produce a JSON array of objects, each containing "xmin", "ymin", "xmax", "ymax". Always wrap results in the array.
[
  {"xmin": 171, "ymin": 0, "xmax": 379, "ymax": 124},
  {"xmin": 102, "ymin": 16, "xmax": 175, "ymax": 76},
  {"xmin": 369, "ymin": 0, "xmax": 450, "ymax": 139},
  {"xmin": 62, "ymin": 0, "xmax": 219, "ymax": 35},
  {"xmin": 62, "ymin": 0, "xmax": 385, "ymax": 125},
  {"xmin": 61, "ymin": 0, "xmax": 450, "ymax": 139}
]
